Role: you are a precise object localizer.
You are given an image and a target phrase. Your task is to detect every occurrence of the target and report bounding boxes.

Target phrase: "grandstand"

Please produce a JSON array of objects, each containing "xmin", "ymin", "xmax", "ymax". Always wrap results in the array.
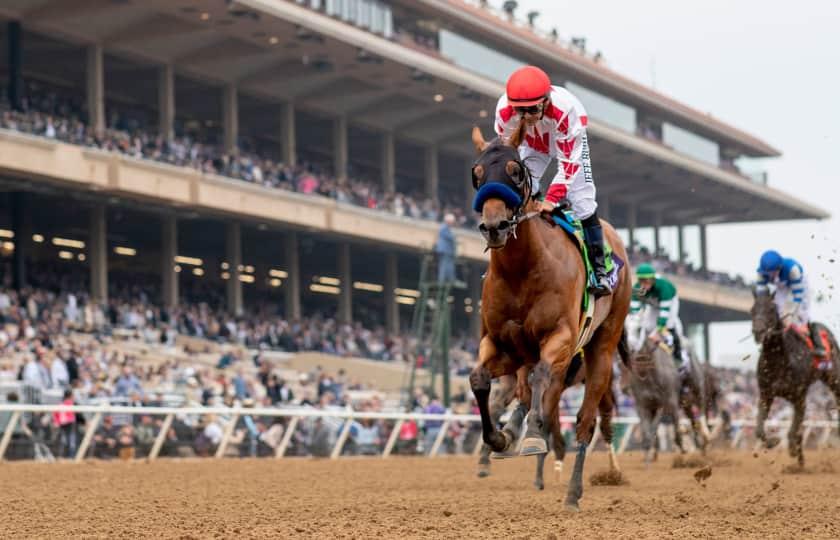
[{"xmin": 0, "ymin": 0, "xmax": 831, "ymax": 420}]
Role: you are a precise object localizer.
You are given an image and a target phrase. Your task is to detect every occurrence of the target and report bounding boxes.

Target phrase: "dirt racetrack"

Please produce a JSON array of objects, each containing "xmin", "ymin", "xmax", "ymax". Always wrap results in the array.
[{"xmin": 4, "ymin": 450, "xmax": 840, "ymax": 539}]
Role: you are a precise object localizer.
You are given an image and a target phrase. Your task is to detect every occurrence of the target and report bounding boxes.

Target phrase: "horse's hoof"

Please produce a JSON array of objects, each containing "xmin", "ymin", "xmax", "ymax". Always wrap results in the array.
[
  {"xmin": 490, "ymin": 446, "xmax": 520, "ymax": 460},
  {"xmin": 564, "ymin": 502, "xmax": 580, "ymax": 513},
  {"xmin": 766, "ymin": 436, "xmax": 781, "ymax": 449},
  {"xmin": 477, "ymin": 468, "xmax": 490, "ymax": 478},
  {"xmin": 520, "ymin": 437, "xmax": 548, "ymax": 456},
  {"xmin": 534, "ymin": 480, "xmax": 545, "ymax": 491},
  {"xmin": 554, "ymin": 460, "xmax": 564, "ymax": 474}
]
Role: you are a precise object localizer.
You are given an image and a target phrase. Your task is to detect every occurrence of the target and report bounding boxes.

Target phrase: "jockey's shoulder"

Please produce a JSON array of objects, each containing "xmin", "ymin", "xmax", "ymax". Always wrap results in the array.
[{"xmin": 548, "ymin": 86, "xmax": 586, "ymax": 114}]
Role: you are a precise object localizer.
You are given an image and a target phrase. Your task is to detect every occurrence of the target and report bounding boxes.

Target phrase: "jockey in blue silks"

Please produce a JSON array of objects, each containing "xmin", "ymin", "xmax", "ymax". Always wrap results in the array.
[{"xmin": 756, "ymin": 249, "xmax": 826, "ymax": 358}]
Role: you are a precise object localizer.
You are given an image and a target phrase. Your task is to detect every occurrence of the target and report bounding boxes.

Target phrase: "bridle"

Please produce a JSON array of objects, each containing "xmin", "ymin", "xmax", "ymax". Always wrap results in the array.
[{"xmin": 472, "ymin": 148, "xmax": 538, "ymax": 250}]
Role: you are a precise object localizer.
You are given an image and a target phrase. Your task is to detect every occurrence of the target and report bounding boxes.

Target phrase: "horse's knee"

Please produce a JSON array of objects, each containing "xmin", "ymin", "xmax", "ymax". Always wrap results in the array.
[{"xmin": 469, "ymin": 366, "xmax": 492, "ymax": 392}]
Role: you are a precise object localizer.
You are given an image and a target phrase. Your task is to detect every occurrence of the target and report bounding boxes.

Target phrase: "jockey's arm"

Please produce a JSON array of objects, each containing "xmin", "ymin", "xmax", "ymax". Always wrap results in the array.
[
  {"xmin": 786, "ymin": 264, "xmax": 806, "ymax": 306},
  {"xmin": 655, "ymin": 281, "xmax": 677, "ymax": 332},
  {"xmin": 544, "ymin": 105, "xmax": 587, "ymax": 205}
]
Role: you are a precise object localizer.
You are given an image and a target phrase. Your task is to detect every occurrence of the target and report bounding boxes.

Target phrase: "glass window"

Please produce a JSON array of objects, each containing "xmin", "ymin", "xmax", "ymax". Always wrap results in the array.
[
  {"xmin": 564, "ymin": 82, "xmax": 636, "ymax": 133},
  {"xmin": 438, "ymin": 29, "xmax": 526, "ymax": 83},
  {"xmin": 663, "ymin": 122, "xmax": 719, "ymax": 165}
]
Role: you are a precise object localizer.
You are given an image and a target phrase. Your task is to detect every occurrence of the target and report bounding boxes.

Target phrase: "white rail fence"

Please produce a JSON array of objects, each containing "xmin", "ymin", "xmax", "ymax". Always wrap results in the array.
[{"xmin": 0, "ymin": 404, "xmax": 834, "ymax": 463}]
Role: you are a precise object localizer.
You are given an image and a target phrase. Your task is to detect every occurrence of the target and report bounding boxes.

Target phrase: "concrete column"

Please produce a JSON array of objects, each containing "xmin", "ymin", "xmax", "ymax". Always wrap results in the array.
[
  {"xmin": 702, "ymin": 322, "xmax": 711, "ymax": 365},
  {"xmin": 464, "ymin": 159, "xmax": 474, "ymax": 213},
  {"xmin": 333, "ymin": 115, "xmax": 348, "ymax": 181},
  {"xmin": 11, "ymin": 192, "xmax": 30, "ymax": 291},
  {"xmin": 225, "ymin": 222, "xmax": 243, "ymax": 316},
  {"xmin": 381, "ymin": 131, "xmax": 395, "ymax": 194},
  {"xmin": 86, "ymin": 44, "xmax": 105, "ymax": 136},
  {"xmin": 599, "ymin": 195, "xmax": 611, "ymax": 222},
  {"xmin": 160, "ymin": 215, "xmax": 178, "ymax": 309},
  {"xmin": 384, "ymin": 252, "xmax": 399, "ymax": 334},
  {"xmin": 699, "ymin": 224, "xmax": 708, "ymax": 271},
  {"xmin": 158, "ymin": 64, "xmax": 175, "ymax": 142},
  {"xmin": 89, "ymin": 204, "xmax": 108, "ymax": 304},
  {"xmin": 337, "ymin": 243, "xmax": 352, "ymax": 324},
  {"xmin": 653, "ymin": 212, "xmax": 662, "ymax": 256},
  {"xmin": 223, "ymin": 84, "xmax": 239, "ymax": 153},
  {"xmin": 468, "ymin": 265, "xmax": 482, "ymax": 338},
  {"xmin": 627, "ymin": 203, "xmax": 637, "ymax": 254},
  {"xmin": 7, "ymin": 22, "xmax": 23, "ymax": 112},
  {"xmin": 425, "ymin": 144, "xmax": 439, "ymax": 200},
  {"xmin": 677, "ymin": 225, "xmax": 685, "ymax": 264},
  {"xmin": 280, "ymin": 101, "xmax": 297, "ymax": 167},
  {"xmin": 284, "ymin": 232, "xmax": 302, "ymax": 320}
]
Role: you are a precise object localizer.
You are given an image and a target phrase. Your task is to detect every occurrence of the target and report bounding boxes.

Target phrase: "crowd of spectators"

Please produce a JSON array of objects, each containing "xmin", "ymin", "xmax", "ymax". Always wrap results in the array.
[
  {"xmin": 629, "ymin": 246, "xmax": 750, "ymax": 290},
  {"xmin": 0, "ymin": 81, "xmax": 476, "ymax": 229}
]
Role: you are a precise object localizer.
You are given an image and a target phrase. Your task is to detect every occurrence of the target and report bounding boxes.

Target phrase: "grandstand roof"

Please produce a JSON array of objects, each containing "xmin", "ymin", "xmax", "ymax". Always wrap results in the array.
[
  {"xmin": 0, "ymin": 0, "xmax": 828, "ymax": 225},
  {"xmin": 402, "ymin": 0, "xmax": 781, "ymax": 158}
]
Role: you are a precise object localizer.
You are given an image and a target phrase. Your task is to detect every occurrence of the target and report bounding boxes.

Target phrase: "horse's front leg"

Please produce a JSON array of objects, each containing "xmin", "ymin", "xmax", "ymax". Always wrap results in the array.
[
  {"xmin": 788, "ymin": 398, "xmax": 806, "ymax": 467},
  {"xmin": 477, "ymin": 373, "xmax": 517, "ymax": 477},
  {"xmin": 755, "ymin": 394, "xmax": 776, "ymax": 448},
  {"xmin": 469, "ymin": 337, "xmax": 516, "ymax": 452},
  {"xmin": 521, "ymin": 328, "xmax": 575, "ymax": 456}
]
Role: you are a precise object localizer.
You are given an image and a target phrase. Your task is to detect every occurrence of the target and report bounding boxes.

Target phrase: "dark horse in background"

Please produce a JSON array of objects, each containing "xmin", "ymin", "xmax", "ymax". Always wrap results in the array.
[
  {"xmin": 468, "ymin": 125, "xmax": 631, "ymax": 511},
  {"xmin": 751, "ymin": 288, "xmax": 840, "ymax": 466}
]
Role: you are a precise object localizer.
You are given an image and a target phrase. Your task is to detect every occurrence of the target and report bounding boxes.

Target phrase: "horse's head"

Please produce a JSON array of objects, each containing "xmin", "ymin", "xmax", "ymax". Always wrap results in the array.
[
  {"xmin": 470, "ymin": 124, "xmax": 531, "ymax": 249},
  {"xmin": 631, "ymin": 334, "xmax": 663, "ymax": 376},
  {"xmin": 751, "ymin": 286, "xmax": 780, "ymax": 342}
]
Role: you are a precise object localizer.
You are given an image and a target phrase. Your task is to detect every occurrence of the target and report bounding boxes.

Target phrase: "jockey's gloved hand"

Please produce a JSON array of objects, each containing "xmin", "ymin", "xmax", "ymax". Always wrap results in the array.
[{"xmin": 539, "ymin": 199, "xmax": 556, "ymax": 214}]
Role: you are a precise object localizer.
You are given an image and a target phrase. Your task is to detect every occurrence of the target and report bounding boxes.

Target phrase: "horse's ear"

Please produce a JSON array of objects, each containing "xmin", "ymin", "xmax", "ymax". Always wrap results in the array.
[
  {"xmin": 505, "ymin": 119, "xmax": 527, "ymax": 149},
  {"xmin": 471, "ymin": 126, "xmax": 489, "ymax": 154}
]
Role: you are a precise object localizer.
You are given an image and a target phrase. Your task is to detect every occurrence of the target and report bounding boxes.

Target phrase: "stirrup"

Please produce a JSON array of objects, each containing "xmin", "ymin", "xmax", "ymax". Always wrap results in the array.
[{"xmin": 589, "ymin": 275, "xmax": 612, "ymax": 297}]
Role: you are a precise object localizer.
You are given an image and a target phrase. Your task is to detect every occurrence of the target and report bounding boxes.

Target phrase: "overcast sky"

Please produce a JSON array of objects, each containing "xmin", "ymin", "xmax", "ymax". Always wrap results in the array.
[{"xmin": 506, "ymin": 0, "xmax": 840, "ymax": 366}]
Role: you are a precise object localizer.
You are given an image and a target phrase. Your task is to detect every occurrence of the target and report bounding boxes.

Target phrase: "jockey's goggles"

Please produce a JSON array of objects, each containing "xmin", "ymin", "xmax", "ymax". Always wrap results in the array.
[{"xmin": 514, "ymin": 102, "xmax": 545, "ymax": 115}]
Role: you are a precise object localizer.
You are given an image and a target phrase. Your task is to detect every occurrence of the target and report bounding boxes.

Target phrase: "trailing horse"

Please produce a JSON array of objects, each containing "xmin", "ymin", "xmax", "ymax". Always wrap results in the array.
[
  {"xmin": 751, "ymin": 288, "xmax": 840, "ymax": 466},
  {"xmin": 468, "ymin": 125, "xmax": 631, "ymax": 511},
  {"xmin": 627, "ymin": 332, "xmax": 685, "ymax": 464}
]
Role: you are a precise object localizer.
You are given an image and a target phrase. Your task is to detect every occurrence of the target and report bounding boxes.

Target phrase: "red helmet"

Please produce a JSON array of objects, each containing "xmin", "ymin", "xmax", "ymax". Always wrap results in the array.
[{"xmin": 506, "ymin": 66, "xmax": 551, "ymax": 106}]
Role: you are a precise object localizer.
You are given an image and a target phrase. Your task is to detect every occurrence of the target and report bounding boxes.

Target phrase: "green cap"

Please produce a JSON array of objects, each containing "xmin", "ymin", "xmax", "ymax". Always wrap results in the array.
[{"xmin": 635, "ymin": 263, "xmax": 656, "ymax": 279}]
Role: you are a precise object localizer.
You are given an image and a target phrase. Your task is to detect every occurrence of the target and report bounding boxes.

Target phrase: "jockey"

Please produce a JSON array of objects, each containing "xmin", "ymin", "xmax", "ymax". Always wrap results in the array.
[
  {"xmin": 494, "ymin": 65, "xmax": 611, "ymax": 297},
  {"xmin": 756, "ymin": 250, "xmax": 826, "ymax": 357},
  {"xmin": 630, "ymin": 263, "xmax": 687, "ymax": 368}
]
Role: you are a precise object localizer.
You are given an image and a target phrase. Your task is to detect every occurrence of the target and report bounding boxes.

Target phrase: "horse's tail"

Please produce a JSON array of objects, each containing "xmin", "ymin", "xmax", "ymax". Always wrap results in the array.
[{"xmin": 617, "ymin": 328, "xmax": 631, "ymax": 367}]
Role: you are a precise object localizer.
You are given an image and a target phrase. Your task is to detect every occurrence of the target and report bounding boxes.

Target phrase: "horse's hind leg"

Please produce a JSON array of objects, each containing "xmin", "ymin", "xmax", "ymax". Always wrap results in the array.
[
  {"xmin": 478, "ymin": 373, "xmax": 516, "ymax": 477},
  {"xmin": 598, "ymin": 387, "xmax": 619, "ymax": 472},
  {"xmin": 566, "ymin": 337, "xmax": 614, "ymax": 512}
]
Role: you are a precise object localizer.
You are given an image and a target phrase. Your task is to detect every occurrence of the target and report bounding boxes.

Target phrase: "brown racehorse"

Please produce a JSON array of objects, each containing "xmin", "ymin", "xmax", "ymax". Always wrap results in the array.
[{"xmin": 469, "ymin": 125, "xmax": 631, "ymax": 511}]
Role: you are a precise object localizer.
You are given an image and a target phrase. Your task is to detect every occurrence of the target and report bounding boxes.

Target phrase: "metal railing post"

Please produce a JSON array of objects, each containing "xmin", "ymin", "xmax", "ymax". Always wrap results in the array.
[
  {"xmin": 618, "ymin": 421, "xmax": 636, "ymax": 454},
  {"xmin": 429, "ymin": 419, "xmax": 450, "ymax": 457},
  {"xmin": 331, "ymin": 414, "xmax": 354, "ymax": 460},
  {"xmin": 382, "ymin": 419, "xmax": 404, "ymax": 458},
  {"xmin": 148, "ymin": 413, "xmax": 174, "ymax": 461},
  {"xmin": 75, "ymin": 410, "xmax": 103, "ymax": 462},
  {"xmin": 275, "ymin": 416, "xmax": 300, "ymax": 458},
  {"xmin": 0, "ymin": 411, "xmax": 22, "ymax": 461},
  {"xmin": 215, "ymin": 411, "xmax": 240, "ymax": 459}
]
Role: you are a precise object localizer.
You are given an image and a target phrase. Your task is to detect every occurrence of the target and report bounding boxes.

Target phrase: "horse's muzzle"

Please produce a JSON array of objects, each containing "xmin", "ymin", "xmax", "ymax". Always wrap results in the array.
[{"xmin": 479, "ymin": 219, "xmax": 512, "ymax": 248}]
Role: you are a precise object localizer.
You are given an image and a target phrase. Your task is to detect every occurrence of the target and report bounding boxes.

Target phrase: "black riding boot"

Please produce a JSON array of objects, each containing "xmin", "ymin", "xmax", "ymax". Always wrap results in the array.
[
  {"xmin": 809, "ymin": 322, "xmax": 827, "ymax": 357},
  {"xmin": 669, "ymin": 329, "xmax": 684, "ymax": 366},
  {"xmin": 582, "ymin": 212, "xmax": 612, "ymax": 297}
]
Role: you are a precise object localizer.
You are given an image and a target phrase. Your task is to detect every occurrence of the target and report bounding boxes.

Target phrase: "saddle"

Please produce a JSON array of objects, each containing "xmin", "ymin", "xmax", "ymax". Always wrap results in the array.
[
  {"xmin": 788, "ymin": 324, "xmax": 833, "ymax": 369},
  {"xmin": 547, "ymin": 209, "xmax": 624, "ymax": 352}
]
